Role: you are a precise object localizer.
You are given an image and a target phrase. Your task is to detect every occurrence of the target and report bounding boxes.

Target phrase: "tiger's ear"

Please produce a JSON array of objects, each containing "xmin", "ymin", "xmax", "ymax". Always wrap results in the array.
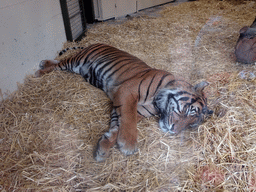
[{"xmin": 194, "ymin": 81, "xmax": 209, "ymax": 93}]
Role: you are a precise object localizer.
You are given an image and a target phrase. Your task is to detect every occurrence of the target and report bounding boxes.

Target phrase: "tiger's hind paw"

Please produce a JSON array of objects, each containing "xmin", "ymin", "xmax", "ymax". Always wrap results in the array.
[
  {"xmin": 39, "ymin": 60, "xmax": 47, "ymax": 69},
  {"xmin": 35, "ymin": 69, "xmax": 43, "ymax": 77},
  {"xmin": 39, "ymin": 60, "xmax": 59, "ymax": 69}
]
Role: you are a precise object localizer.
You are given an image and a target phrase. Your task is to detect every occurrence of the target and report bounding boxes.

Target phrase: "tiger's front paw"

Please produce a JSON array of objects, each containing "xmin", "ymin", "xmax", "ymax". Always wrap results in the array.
[
  {"xmin": 117, "ymin": 133, "xmax": 138, "ymax": 156},
  {"xmin": 39, "ymin": 60, "xmax": 48, "ymax": 69}
]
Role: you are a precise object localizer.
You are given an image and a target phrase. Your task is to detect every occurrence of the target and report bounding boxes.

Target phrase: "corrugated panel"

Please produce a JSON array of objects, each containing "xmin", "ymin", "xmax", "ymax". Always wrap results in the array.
[
  {"xmin": 67, "ymin": 0, "xmax": 80, "ymax": 18},
  {"xmin": 66, "ymin": 0, "xmax": 84, "ymax": 40},
  {"xmin": 70, "ymin": 14, "xmax": 83, "ymax": 39},
  {"xmin": 61, "ymin": 0, "xmax": 86, "ymax": 41}
]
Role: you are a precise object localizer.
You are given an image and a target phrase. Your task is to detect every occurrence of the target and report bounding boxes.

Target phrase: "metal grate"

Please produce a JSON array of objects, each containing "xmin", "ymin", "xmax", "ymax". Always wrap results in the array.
[{"xmin": 60, "ymin": 0, "xmax": 87, "ymax": 41}]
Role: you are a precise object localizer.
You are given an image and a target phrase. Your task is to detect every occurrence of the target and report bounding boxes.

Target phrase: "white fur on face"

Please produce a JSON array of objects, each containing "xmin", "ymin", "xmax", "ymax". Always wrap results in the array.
[{"xmin": 159, "ymin": 119, "xmax": 175, "ymax": 134}]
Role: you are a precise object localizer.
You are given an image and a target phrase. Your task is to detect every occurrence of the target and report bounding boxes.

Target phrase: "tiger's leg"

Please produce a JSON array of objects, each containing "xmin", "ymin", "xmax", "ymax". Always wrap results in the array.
[
  {"xmin": 114, "ymin": 94, "xmax": 139, "ymax": 156},
  {"xmin": 35, "ymin": 60, "xmax": 60, "ymax": 77},
  {"xmin": 94, "ymin": 109, "xmax": 119, "ymax": 162}
]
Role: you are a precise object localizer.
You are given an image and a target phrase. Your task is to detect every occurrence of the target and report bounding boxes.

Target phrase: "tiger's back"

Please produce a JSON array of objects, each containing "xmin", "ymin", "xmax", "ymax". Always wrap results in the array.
[{"xmin": 43, "ymin": 44, "xmax": 152, "ymax": 99}]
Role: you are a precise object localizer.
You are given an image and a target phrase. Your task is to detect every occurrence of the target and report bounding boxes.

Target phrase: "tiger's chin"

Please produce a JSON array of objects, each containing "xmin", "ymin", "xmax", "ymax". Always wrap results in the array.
[
  {"xmin": 158, "ymin": 113, "xmax": 207, "ymax": 134},
  {"xmin": 159, "ymin": 120, "xmax": 200, "ymax": 135}
]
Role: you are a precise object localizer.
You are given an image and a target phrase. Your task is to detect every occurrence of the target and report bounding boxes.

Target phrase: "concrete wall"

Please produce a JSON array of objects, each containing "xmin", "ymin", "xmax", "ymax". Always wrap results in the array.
[{"xmin": 0, "ymin": 0, "xmax": 66, "ymax": 98}]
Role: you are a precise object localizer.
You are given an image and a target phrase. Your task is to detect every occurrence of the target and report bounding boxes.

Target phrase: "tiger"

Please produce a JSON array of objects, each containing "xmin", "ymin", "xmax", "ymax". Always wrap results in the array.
[{"xmin": 35, "ymin": 43, "xmax": 213, "ymax": 162}]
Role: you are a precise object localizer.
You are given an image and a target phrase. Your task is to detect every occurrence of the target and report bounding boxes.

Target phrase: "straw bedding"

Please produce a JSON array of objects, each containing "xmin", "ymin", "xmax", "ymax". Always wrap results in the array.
[{"xmin": 1, "ymin": 0, "xmax": 256, "ymax": 191}]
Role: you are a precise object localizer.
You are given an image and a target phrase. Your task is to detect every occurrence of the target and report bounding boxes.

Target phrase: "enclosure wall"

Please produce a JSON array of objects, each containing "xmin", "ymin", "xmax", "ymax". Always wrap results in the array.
[
  {"xmin": 0, "ymin": 0, "xmax": 66, "ymax": 98},
  {"xmin": 93, "ymin": 0, "xmax": 174, "ymax": 21}
]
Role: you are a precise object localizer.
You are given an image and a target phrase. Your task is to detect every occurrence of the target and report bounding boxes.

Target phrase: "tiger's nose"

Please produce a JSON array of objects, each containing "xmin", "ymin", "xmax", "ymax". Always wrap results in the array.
[
  {"xmin": 202, "ymin": 107, "xmax": 213, "ymax": 115},
  {"xmin": 202, "ymin": 107, "xmax": 207, "ymax": 114}
]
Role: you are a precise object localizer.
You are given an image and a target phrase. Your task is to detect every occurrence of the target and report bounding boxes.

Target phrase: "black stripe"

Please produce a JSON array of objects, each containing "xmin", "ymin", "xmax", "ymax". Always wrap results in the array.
[
  {"xmin": 178, "ymin": 97, "xmax": 190, "ymax": 101},
  {"xmin": 167, "ymin": 93, "xmax": 180, "ymax": 113},
  {"xmin": 190, "ymin": 98, "xmax": 197, "ymax": 104},
  {"xmin": 176, "ymin": 91, "xmax": 192, "ymax": 96},
  {"xmin": 144, "ymin": 74, "xmax": 157, "ymax": 103},
  {"xmin": 183, "ymin": 97, "xmax": 201, "ymax": 113},
  {"xmin": 115, "ymin": 65, "xmax": 141, "ymax": 80},
  {"xmin": 137, "ymin": 110, "xmax": 146, "ymax": 117},
  {"xmin": 89, "ymin": 47, "xmax": 119, "ymax": 63},
  {"xmin": 153, "ymin": 74, "xmax": 171, "ymax": 95},
  {"xmin": 138, "ymin": 79, "xmax": 144, "ymax": 102},
  {"xmin": 75, "ymin": 49, "xmax": 89, "ymax": 65},
  {"xmin": 103, "ymin": 134, "xmax": 109, "ymax": 140},
  {"xmin": 101, "ymin": 57, "xmax": 136, "ymax": 79},
  {"xmin": 174, "ymin": 110, "xmax": 181, "ymax": 117},
  {"xmin": 115, "ymin": 68, "xmax": 150, "ymax": 86},
  {"xmin": 112, "ymin": 67, "xmax": 142, "ymax": 87},
  {"xmin": 92, "ymin": 50, "xmax": 122, "ymax": 68},
  {"xmin": 111, "ymin": 114, "xmax": 120, "ymax": 119},
  {"xmin": 113, "ymin": 105, "xmax": 122, "ymax": 109},
  {"xmin": 198, "ymin": 101, "xmax": 204, "ymax": 107},
  {"xmin": 139, "ymin": 69, "xmax": 152, "ymax": 77},
  {"xmin": 70, "ymin": 57, "xmax": 75, "ymax": 71},
  {"xmin": 106, "ymin": 61, "xmax": 134, "ymax": 80},
  {"xmin": 175, "ymin": 100, "xmax": 181, "ymax": 113},
  {"xmin": 86, "ymin": 46, "xmax": 112, "ymax": 87},
  {"xmin": 111, "ymin": 119, "xmax": 119, "ymax": 123},
  {"xmin": 58, "ymin": 63, "xmax": 62, "ymax": 70},
  {"xmin": 81, "ymin": 44, "xmax": 106, "ymax": 67},
  {"xmin": 89, "ymin": 66, "xmax": 97, "ymax": 87},
  {"xmin": 166, "ymin": 79, "xmax": 192, "ymax": 87},
  {"xmin": 97, "ymin": 55, "xmax": 125, "ymax": 75},
  {"xmin": 59, "ymin": 44, "xmax": 102, "ymax": 72},
  {"xmin": 142, "ymin": 106, "xmax": 155, "ymax": 116}
]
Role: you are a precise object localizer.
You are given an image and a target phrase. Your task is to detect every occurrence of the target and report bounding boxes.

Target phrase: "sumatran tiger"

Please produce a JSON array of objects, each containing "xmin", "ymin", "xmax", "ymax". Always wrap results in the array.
[{"xmin": 35, "ymin": 43, "xmax": 213, "ymax": 162}]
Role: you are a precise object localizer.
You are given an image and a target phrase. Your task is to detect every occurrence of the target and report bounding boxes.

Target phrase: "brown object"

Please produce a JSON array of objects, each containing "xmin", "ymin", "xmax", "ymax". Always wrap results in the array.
[{"xmin": 235, "ymin": 17, "xmax": 256, "ymax": 64}]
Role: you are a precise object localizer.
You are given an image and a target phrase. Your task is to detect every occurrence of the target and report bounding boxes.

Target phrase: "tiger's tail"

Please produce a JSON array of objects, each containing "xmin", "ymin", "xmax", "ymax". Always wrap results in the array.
[{"xmin": 58, "ymin": 46, "xmax": 85, "ymax": 56}]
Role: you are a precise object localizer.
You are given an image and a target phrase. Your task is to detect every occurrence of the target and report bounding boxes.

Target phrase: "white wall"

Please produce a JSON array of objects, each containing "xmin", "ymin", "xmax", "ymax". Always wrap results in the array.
[
  {"xmin": 0, "ymin": 0, "xmax": 66, "ymax": 98},
  {"xmin": 93, "ymin": 0, "xmax": 174, "ymax": 21}
]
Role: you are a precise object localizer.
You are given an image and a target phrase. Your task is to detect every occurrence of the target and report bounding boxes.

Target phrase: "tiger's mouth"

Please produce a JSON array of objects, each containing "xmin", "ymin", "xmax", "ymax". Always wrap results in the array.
[
  {"xmin": 158, "ymin": 113, "xmax": 205, "ymax": 134},
  {"xmin": 158, "ymin": 116, "xmax": 176, "ymax": 134}
]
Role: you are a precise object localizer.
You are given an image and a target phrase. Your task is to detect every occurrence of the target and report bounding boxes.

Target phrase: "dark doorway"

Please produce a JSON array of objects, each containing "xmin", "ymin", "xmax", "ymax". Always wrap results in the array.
[{"xmin": 84, "ymin": 0, "xmax": 95, "ymax": 24}]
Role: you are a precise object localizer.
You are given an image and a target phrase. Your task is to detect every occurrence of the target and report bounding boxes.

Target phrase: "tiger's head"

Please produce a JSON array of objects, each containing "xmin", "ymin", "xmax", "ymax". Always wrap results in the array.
[{"xmin": 153, "ymin": 81, "xmax": 213, "ymax": 134}]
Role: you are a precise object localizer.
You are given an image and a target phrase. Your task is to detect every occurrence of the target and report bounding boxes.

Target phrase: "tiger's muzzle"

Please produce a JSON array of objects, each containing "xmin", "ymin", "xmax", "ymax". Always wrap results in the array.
[{"xmin": 158, "ymin": 107, "xmax": 213, "ymax": 134}]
